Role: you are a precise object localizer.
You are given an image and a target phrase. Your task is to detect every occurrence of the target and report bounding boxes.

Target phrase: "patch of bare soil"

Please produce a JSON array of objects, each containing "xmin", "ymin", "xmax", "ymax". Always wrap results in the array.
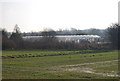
[{"xmin": 52, "ymin": 60, "xmax": 119, "ymax": 77}]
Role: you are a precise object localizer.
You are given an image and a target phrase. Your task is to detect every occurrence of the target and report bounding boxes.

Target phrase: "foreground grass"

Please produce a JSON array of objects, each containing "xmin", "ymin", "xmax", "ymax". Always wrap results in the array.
[{"xmin": 2, "ymin": 50, "xmax": 118, "ymax": 79}]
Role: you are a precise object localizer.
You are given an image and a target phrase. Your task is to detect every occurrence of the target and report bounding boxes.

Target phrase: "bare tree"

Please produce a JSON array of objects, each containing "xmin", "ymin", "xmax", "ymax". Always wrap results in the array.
[
  {"xmin": 41, "ymin": 28, "xmax": 56, "ymax": 38},
  {"xmin": 10, "ymin": 24, "xmax": 23, "ymax": 49}
]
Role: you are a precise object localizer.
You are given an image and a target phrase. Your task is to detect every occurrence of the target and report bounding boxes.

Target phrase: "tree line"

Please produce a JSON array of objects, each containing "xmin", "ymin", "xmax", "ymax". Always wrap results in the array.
[
  {"xmin": 2, "ymin": 24, "xmax": 120, "ymax": 50},
  {"xmin": 22, "ymin": 28, "xmax": 106, "ymax": 37}
]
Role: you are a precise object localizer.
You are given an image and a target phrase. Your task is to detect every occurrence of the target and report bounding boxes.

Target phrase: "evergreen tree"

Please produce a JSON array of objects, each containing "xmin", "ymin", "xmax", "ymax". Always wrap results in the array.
[
  {"xmin": 107, "ymin": 24, "xmax": 120, "ymax": 49},
  {"xmin": 2, "ymin": 29, "xmax": 8, "ymax": 50}
]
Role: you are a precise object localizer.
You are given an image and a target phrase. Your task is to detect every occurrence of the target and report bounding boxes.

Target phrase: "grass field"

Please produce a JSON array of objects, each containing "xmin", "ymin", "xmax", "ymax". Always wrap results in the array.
[{"xmin": 2, "ymin": 50, "xmax": 119, "ymax": 79}]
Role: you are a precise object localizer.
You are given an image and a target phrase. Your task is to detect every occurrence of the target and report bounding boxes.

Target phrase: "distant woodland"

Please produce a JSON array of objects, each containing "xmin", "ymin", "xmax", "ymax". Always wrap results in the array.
[{"xmin": 1, "ymin": 24, "xmax": 120, "ymax": 50}]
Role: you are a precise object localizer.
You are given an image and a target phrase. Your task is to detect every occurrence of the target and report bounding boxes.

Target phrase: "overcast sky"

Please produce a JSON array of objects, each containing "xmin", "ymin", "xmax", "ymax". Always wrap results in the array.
[{"xmin": 0, "ymin": 0, "xmax": 119, "ymax": 32}]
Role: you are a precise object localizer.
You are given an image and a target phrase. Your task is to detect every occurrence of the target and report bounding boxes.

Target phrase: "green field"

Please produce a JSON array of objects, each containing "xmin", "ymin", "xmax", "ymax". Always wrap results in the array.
[{"xmin": 2, "ymin": 50, "xmax": 119, "ymax": 79}]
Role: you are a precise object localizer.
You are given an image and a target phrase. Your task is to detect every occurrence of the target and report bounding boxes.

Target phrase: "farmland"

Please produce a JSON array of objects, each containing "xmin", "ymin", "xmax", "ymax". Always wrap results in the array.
[{"xmin": 2, "ymin": 50, "xmax": 119, "ymax": 79}]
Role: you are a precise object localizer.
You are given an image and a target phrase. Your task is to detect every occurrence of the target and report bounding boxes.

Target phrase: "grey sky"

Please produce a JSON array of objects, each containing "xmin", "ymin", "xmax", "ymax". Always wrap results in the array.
[{"xmin": 0, "ymin": 0, "xmax": 119, "ymax": 32}]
